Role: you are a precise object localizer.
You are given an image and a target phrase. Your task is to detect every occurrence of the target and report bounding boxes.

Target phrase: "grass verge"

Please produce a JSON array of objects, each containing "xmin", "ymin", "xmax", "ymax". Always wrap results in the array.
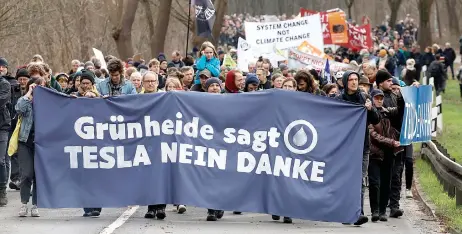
[{"xmin": 416, "ymin": 79, "xmax": 462, "ymax": 232}]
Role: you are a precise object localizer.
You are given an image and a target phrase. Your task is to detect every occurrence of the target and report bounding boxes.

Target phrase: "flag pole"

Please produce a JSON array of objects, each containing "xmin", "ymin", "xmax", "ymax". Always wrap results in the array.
[{"xmin": 186, "ymin": 0, "xmax": 192, "ymax": 56}]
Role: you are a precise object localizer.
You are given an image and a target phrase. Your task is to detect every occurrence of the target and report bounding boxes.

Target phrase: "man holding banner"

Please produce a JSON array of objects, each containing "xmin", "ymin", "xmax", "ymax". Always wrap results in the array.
[{"xmin": 337, "ymin": 71, "xmax": 380, "ymax": 226}]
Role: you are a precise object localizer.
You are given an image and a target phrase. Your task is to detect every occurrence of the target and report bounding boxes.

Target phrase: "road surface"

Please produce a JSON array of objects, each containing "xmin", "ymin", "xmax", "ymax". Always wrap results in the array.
[{"xmin": 0, "ymin": 187, "xmax": 446, "ymax": 234}]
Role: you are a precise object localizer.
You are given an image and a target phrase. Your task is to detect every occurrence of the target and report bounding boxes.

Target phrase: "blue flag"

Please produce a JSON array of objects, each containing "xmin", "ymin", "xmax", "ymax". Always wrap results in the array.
[
  {"xmin": 34, "ymin": 87, "xmax": 366, "ymax": 224},
  {"xmin": 193, "ymin": 0, "xmax": 215, "ymax": 37},
  {"xmin": 399, "ymin": 85, "xmax": 433, "ymax": 145},
  {"xmin": 324, "ymin": 59, "xmax": 331, "ymax": 84}
]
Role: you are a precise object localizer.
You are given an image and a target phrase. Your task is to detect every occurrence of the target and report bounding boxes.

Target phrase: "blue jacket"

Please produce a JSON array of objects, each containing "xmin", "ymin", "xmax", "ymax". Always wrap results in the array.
[
  {"xmin": 15, "ymin": 96, "xmax": 33, "ymax": 142},
  {"xmin": 96, "ymin": 77, "xmax": 137, "ymax": 96},
  {"xmin": 195, "ymin": 55, "xmax": 220, "ymax": 84}
]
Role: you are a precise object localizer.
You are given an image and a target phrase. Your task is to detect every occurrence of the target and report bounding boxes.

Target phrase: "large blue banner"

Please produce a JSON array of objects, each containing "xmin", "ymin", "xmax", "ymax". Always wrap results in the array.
[
  {"xmin": 34, "ymin": 87, "xmax": 366, "ymax": 223},
  {"xmin": 400, "ymin": 85, "xmax": 433, "ymax": 145}
]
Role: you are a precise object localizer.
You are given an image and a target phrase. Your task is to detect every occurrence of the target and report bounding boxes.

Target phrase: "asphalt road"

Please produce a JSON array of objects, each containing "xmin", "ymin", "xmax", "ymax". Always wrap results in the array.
[{"xmin": 0, "ymin": 187, "xmax": 446, "ymax": 234}]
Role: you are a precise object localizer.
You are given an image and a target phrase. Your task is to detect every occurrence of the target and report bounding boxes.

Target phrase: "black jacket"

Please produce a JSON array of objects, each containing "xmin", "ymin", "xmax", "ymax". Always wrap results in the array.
[
  {"xmin": 4, "ymin": 75, "xmax": 22, "ymax": 131},
  {"xmin": 337, "ymin": 71, "xmax": 381, "ymax": 153},
  {"xmin": 382, "ymin": 90, "xmax": 405, "ymax": 132},
  {"xmin": 443, "ymin": 48, "xmax": 456, "ymax": 65},
  {"xmin": 0, "ymin": 76, "xmax": 12, "ymax": 131}
]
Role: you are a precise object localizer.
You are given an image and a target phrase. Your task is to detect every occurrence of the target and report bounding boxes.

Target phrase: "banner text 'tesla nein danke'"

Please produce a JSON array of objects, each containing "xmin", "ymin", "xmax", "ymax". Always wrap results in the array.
[{"xmin": 34, "ymin": 87, "xmax": 366, "ymax": 223}]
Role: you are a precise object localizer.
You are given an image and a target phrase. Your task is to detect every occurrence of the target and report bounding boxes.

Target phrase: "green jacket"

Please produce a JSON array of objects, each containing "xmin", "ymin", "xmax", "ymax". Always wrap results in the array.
[{"xmin": 48, "ymin": 75, "xmax": 63, "ymax": 92}]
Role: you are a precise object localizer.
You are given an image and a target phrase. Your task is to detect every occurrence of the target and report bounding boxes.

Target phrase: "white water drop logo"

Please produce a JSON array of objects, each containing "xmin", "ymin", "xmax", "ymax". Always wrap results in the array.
[
  {"xmin": 293, "ymin": 127, "xmax": 308, "ymax": 147},
  {"xmin": 283, "ymin": 120, "xmax": 318, "ymax": 155}
]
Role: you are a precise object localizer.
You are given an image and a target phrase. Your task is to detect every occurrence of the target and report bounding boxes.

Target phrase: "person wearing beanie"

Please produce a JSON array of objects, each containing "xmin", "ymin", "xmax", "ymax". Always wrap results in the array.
[
  {"xmin": 158, "ymin": 53, "xmax": 166, "ymax": 61},
  {"xmin": 205, "ymin": 77, "xmax": 222, "ymax": 93},
  {"xmin": 337, "ymin": 70, "xmax": 380, "ymax": 226},
  {"xmin": 278, "ymin": 63, "xmax": 289, "ymax": 77},
  {"xmin": 55, "ymin": 73, "xmax": 69, "ymax": 90},
  {"xmin": 375, "ymin": 68, "xmax": 416, "ymax": 219},
  {"xmin": 243, "ymin": 73, "xmax": 260, "ymax": 92},
  {"xmin": 377, "ymin": 49, "xmax": 395, "ymax": 75},
  {"xmin": 0, "ymin": 57, "xmax": 8, "ymax": 76},
  {"xmin": 74, "ymin": 69, "xmax": 98, "ymax": 97},
  {"xmin": 368, "ymin": 88, "xmax": 403, "ymax": 223}
]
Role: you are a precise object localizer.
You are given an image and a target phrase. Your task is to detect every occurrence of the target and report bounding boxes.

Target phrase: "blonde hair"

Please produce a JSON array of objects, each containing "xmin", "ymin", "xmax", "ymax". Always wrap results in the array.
[
  {"xmin": 165, "ymin": 78, "xmax": 183, "ymax": 91},
  {"xmin": 148, "ymin": 58, "xmax": 160, "ymax": 68},
  {"xmin": 27, "ymin": 62, "xmax": 46, "ymax": 76},
  {"xmin": 200, "ymin": 41, "xmax": 218, "ymax": 58},
  {"xmin": 125, "ymin": 67, "xmax": 137, "ymax": 78}
]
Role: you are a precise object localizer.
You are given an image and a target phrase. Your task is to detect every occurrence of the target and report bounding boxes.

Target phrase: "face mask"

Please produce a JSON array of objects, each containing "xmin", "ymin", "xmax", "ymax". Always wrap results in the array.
[{"xmin": 329, "ymin": 93, "xmax": 337, "ymax": 98}]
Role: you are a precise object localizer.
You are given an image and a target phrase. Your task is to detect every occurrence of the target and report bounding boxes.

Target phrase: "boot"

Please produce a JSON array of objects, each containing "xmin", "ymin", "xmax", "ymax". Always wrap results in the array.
[
  {"xmin": 0, "ymin": 189, "xmax": 7, "ymax": 206},
  {"xmin": 354, "ymin": 215, "xmax": 369, "ymax": 226},
  {"xmin": 206, "ymin": 210, "xmax": 217, "ymax": 221},
  {"xmin": 371, "ymin": 211, "xmax": 379, "ymax": 222},
  {"xmin": 389, "ymin": 208, "xmax": 403, "ymax": 218},
  {"xmin": 156, "ymin": 208, "xmax": 166, "ymax": 220}
]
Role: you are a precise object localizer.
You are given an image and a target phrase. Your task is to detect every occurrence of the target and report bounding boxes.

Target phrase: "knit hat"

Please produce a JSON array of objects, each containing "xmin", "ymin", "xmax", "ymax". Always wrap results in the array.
[
  {"xmin": 15, "ymin": 68, "xmax": 29, "ymax": 79},
  {"xmin": 370, "ymin": 89, "xmax": 384, "ymax": 98},
  {"xmin": 279, "ymin": 63, "xmax": 289, "ymax": 71},
  {"xmin": 244, "ymin": 73, "xmax": 260, "ymax": 91},
  {"xmin": 375, "ymin": 69, "xmax": 393, "ymax": 85},
  {"xmin": 80, "ymin": 69, "xmax": 95, "ymax": 84},
  {"xmin": 205, "ymin": 77, "xmax": 222, "ymax": 90},
  {"xmin": 158, "ymin": 53, "xmax": 166, "ymax": 61},
  {"xmin": 378, "ymin": 49, "xmax": 387, "ymax": 57},
  {"xmin": 56, "ymin": 73, "xmax": 69, "ymax": 82},
  {"xmin": 0, "ymin": 57, "xmax": 8, "ymax": 67},
  {"xmin": 84, "ymin": 61, "xmax": 95, "ymax": 69}
]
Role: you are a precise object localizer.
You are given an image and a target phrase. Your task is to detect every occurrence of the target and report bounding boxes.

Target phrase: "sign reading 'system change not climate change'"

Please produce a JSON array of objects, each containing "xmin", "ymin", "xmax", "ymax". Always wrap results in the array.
[
  {"xmin": 244, "ymin": 14, "xmax": 324, "ymax": 50},
  {"xmin": 34, "ymin": 87, "xmax": 366, "ymax": 224}
]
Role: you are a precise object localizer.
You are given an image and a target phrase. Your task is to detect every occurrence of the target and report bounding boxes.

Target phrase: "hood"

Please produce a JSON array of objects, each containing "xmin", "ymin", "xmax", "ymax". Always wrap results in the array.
[
  {"xmin": 225, "ymin": 70, "xmax": 240, "ymax": 93},
  {"xmin": 342, "ymin": 70, "xmax": 361, "ymax": 93}
]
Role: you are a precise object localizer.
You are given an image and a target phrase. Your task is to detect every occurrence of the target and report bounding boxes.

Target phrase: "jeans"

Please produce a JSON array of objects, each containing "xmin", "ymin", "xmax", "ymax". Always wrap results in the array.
[
  {"xmin": 0, "ymin": 131, "xmax": 9, "ymax": 190},
  {"xmin": 5, "ymin": 130, "xmax": 20, "ymax": 183},
  {"xmin": 18, "ymin": 142, "xmax": 36, "ymax": 205},
  {"xmin": 389, "ymin": 152, "xmax": 403, "ymax": 209}
]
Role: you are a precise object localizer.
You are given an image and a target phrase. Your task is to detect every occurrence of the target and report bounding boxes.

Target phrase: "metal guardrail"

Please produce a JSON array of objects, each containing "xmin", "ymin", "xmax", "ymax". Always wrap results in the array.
[{"xmin": 420, "ymin": 140, "xmax": 462, "ymax": 206}]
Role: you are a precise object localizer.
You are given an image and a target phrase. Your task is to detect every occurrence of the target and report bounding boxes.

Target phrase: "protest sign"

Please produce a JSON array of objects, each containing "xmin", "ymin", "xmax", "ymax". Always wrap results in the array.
[
  {"xmin": 244, "ymin": 14, "xmax": 323, "ymax": 50},
  {"xmin": 223, "ymin": 54, "xmax": 237, "ymax": 68},
  {"xmin": 328, "ymin": 12, "xmax": 348, "ymax": 44},
  {"xmin": 399, "ymin": 85, "xmax": 433, "ymax": 145},
  {"xmin": 300, "ymin": 8, "xmax": 345, "ymax": 45},
  {"xmin": 34, "ymin": 87, "xmax": 366, "ymax": 224},
  {"xmin": 237, "ymin": 37, "xmax": 287, "ymax": 72},
  {"xmin": 92, "ymin": 48, "xmax": 107, "ymax": 69},
  {"xmin": 288, "ymin": 48, "xmax": 354, "ymax": 72},
  {"xmin": 340, "ymin": 23, "xmax": 372, "ymax": 50}
]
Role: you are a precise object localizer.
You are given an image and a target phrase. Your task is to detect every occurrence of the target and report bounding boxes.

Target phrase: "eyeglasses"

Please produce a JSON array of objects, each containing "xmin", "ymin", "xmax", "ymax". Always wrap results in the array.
[{"xmin": 144, "ymin": 80, "xmax": 158, "ymax": 84}]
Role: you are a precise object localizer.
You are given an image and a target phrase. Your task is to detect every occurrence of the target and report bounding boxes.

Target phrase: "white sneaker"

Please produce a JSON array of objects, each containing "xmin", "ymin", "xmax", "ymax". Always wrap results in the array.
[
  {"xmin": 177, "ymin": 205, "xmax": 186, "ymax": 214},
  {"xmin": 406, "ymin": 189, "xmax": 413, "ymax": 198},
  {"xmin": 18, "ymin": 204, "xmax": 28, "ymax": 217},
  {"xmin": 31, "ymin": 205, "xmax": 40, "ymax": 217}
]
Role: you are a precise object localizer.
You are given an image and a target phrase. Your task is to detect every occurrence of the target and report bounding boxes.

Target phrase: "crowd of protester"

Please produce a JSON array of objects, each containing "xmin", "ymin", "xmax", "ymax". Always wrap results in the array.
[{"xmin": 0, "ymin": 10, "xmax": 458, "ymax": 226}]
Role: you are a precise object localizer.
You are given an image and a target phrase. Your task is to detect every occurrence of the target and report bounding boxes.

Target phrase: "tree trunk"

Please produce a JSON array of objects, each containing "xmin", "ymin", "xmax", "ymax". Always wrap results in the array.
[
  {"xmin": 344, "ymin": 0, "xmax": 354, "ymax": 20},
  {"xmin": 418, "ymin": 0, "xmax": 434, "ymax": 49},
  {"xmin": 435, "ymin": 0, "xmax": 442, "ymax": 38},
  {"xmin": 151, "ymin": 0, "xmax": 172, "ymax": 57},
  {"xmin": 112, "ymin": 0, "xmax": 139, "ymax": 61},
  {"xmin": 141, "ymin": 0, "xmax": 156, "ymax": 58},
  {"xmin": 79, "ymin": 0, "xmax": 90, "ymax": 61},
  {"xmin": 211, "ymin": 0, "xmax": 228, "ymax": 46},
  {"xmin": 388, "ymin": 0, "xmax": 403, "ymax": 27},
  {"xmin": 445, "ymin": 0, "xmax": 460, "ymax": 36}
]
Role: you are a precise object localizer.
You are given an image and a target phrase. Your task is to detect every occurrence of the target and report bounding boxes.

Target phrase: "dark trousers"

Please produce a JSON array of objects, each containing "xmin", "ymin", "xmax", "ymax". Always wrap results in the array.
[
  {"xmin": 447, "ymin": 63, "xmax": 455, "ymax": 79},
  {"xmin": 459, "ymin": 84, "xmax": 462, "ymax": 98},
  {"xmin": 18, "ymin": 142, "xmax": 36, "ymax": 205},
  {"xmin": 148, "ymin": 204, "xmax": 166, "ymax": 211},
  {"xmin": 83, "ymin": 208, "xmax": 102, "ymax": 213},
  {"xmin": 403, "ymin": 145, "xmax": 413, "ymax": 190},
  {"xmin": 369, "ymin": 155, "xmax": 394, "ymax": 214},
  {"xmin": 0, "ymin": 131, "xmax": 8, "ymax": 190},
  {"xmin": 389, "ymin": 152, "xmax": 403, "ymax": 209},
  {"xmin": 360, "ymin": 152, "xmax": 369, "ymax": 215}
]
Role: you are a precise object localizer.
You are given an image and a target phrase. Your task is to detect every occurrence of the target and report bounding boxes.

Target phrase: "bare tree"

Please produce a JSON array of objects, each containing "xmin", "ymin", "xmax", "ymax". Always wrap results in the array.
[
  {"xmin": 434, "ymin": 0, "xmax": 442, "ymax": 38},
  {"xmin": 106, "ymin": 0, "xmax": 139, "ymax": 61},
  {"xmin": 152, "ymin": 0, "xmax": 173, "ymax": 57},
  {"xmin": 344, "ymin": 0, "xmax": 354, "ymax": 20},
  {"xmin": 141, "ymin": 0, "xmax": 156, "ymax": 58},
  {"xmin": 388, "ymin": 0, "xmax": 403, "ymax": 27},
  {"xmin": 444, "ymin": 0, "xmax": 460, "ymax": 37},
  {"xmin": 0, "ymin": 0, "xmax": 26, "ymax": 40},
  {"xmin": 211, "ymin": 0, "xmax": 228, "ymax": 46},
  {"xmin": 418, "ymin": 0, "xmax": 434, "ymax": 48}
]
